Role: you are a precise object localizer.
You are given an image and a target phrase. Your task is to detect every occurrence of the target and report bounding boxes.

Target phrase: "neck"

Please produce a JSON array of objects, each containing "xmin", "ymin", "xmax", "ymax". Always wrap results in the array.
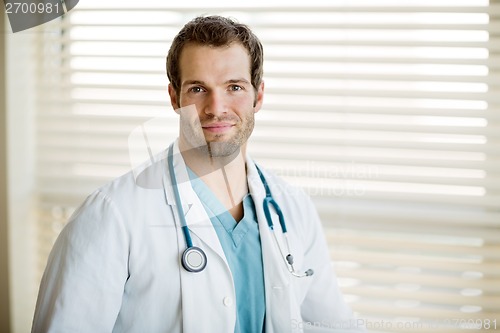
[{"xmin": 180, "ymin": 140, "xmax": 249, "ymax": 221}]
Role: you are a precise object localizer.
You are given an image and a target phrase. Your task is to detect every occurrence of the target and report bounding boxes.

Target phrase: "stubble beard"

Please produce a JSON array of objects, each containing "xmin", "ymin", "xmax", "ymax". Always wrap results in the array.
[{"xmin": 181, "ymin": 112, "xmax": 255, "ymax": 159}]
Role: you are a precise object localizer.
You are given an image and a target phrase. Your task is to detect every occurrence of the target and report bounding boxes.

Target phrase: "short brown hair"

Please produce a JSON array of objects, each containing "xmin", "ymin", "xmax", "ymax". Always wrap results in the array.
[{"xmin": 166, "ymin": 15, "xmax": 264, "ymax": 95}]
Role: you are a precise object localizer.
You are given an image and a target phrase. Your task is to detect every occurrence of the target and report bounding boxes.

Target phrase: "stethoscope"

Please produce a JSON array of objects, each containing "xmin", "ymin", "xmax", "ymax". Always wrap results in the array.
[{"xmin": 167, "ymin": 145, "xmax": 314, "ymax": 278}]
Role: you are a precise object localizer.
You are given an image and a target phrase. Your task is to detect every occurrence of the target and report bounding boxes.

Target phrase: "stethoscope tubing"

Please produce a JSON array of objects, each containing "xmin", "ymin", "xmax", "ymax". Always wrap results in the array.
[
  {"xmin": 167, "ymin": 145, "xmax": 194, "ymax": 248},
  {"xmin": 167, "ymin": 144, "xmax": 312, "ymax": 277}
]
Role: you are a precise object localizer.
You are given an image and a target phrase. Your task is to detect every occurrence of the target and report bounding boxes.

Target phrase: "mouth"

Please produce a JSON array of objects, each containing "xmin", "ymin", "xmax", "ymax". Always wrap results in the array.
[{"xmin": 201, "ymin": 122, "xmax": 234, "ymax": 134}]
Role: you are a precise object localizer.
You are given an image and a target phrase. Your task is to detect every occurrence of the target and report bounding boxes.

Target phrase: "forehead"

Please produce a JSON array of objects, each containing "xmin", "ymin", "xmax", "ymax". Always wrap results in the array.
[{"xmin": 179, "ymin": 42, "xmax": 252, "ymax": 83}]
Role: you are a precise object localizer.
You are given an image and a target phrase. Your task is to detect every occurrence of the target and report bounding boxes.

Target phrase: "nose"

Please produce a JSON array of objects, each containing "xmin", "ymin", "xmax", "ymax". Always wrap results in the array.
[{"xmin": 203, "ymin": 90, "xmax": 227, "ymax": 117}]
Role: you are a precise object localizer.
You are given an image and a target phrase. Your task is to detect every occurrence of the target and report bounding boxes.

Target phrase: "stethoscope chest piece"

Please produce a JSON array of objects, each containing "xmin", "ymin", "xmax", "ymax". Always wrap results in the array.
[{"xmin": 181, "ymin": 246, "xmax": 207, "ymax": 273}]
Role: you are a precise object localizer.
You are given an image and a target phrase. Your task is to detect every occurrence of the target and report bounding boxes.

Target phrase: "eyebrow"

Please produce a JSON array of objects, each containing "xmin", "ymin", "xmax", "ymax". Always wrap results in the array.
[
  {"xmin": 226, "ymin": 78, "xmax": 251, "ymax": 85},
  {"xmin": 182, "ymin": 78, "xmax": 251, "ymax": 86},
  {"xmin": 182, "ymin": 80, "xmax": 205, "ymax": 86}
]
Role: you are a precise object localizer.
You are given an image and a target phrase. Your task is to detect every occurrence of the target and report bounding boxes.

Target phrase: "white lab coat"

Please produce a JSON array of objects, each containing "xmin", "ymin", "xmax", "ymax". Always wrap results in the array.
[{"xmin": 32, "ymin": 141, "xmax": 364, "ymax": 333}]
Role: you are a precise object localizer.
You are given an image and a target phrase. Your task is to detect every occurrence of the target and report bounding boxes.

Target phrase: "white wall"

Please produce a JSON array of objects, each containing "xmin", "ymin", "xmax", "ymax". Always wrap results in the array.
[
  {"xmin": 1, "ymin": 9, "xmax": 12, "ymax": 333},
  {"xmin": 6, "ymin": 24, "xmax": 38, "ymax": 333}
]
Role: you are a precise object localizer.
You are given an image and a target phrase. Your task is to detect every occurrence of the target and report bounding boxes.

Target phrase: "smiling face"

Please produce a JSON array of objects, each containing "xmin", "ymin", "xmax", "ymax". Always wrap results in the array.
[{"xmin": 168, "ymin": 42, "xmax": 264, "ymax": 158}]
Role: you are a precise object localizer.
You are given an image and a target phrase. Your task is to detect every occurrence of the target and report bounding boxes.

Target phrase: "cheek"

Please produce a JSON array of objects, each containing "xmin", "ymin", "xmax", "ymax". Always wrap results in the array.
[
  {"xmin": 179, "ymin": 96, "xmax": 209, "ymax": 114},
  {"xmin": 178, "ymin": 105, "xmax": 202, "ymax": 124},
  {"xmin": 233, "ymin": 95, "xmax": 256, "ymax": 112},
  {"xmin": 177, "ymin": 94, "xmax": 190, "ymax": 108}
]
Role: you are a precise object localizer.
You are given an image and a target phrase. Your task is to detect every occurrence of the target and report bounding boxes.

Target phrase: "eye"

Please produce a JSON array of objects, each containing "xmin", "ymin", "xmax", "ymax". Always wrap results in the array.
[
  {"xmin": 188, "ymin": 86, "xmax": 205, "ymax": 93},
  {"xmin": 229, "ymin": 85, "xmax": 243, "ymax": 92}
]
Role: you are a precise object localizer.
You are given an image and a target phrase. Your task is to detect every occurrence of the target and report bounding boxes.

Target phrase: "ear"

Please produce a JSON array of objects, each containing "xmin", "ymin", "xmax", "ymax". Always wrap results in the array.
[
  {"xmin": 168, "ymin": 84, "xmax": 180, "ymax": 113},
  {"xmin": 253, "ymin": 81, "xmax": 265, "ymax": 113}
]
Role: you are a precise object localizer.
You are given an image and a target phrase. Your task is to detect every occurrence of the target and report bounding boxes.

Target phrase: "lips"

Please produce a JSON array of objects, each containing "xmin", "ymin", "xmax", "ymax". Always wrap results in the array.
[{"xmin": 201, "ymin": 122, "xmax": 234, "ymax": 134}]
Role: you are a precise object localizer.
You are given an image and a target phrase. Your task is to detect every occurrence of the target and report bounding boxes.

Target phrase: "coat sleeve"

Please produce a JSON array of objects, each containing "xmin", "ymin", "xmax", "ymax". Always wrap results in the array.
[
  {"xmin": 31, "ymin": 190, "xmax": 130, "ymax": 333},
  {"xmin": 299, "ymin": 195, "xmax": 365, "ymax": 332}
]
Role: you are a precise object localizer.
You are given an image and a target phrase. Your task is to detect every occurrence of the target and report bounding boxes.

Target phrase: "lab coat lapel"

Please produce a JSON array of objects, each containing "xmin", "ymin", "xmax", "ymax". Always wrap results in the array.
[
  {"xmin": 163, "ymin": 141, "xmax": 235, "ymax": 333},
  {"xmin": 246, "ymin": 158, "xmax": 293, "ymax": 333},
  {"xmin": 163, "ymin": 141, "xmax": 226, "ymax": 262}
]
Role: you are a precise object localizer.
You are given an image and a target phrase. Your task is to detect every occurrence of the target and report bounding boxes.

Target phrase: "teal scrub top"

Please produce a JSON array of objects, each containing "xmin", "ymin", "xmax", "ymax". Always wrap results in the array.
[{"xmin": 188, "ymin": 169, "xmax": 266, "ymax": 333}]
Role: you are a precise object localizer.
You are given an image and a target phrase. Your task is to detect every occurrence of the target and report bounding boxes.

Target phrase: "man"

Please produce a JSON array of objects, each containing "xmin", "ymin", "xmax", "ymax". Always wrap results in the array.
[{"xmin": 32, "ymin": 16, "xmax": 363, "ymax": 333}]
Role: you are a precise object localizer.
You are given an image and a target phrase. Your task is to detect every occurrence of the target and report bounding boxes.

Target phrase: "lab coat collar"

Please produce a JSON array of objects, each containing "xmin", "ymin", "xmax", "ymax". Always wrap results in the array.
[{"xmin": 163, "ymin": 140, "xmax": 206, "ymax": 223}]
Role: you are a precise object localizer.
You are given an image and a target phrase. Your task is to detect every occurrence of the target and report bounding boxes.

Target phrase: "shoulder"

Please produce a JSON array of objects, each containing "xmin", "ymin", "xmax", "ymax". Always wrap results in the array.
[
  {"xmin": 69, "ymin": 152, "xmax": 169, "ymax": 228},
  {"xmin": 100, "ymin": 151, "xmax": 167, "ymax": 202},
  {"xmin": 100, "ymin": 151, "xmax": 167, "ymax": 198}
]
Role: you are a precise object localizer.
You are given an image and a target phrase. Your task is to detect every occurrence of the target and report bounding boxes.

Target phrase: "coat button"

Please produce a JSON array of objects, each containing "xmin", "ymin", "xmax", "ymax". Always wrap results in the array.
[{"xmin": 223, "ymin": 296, "xmax": 233, "ymax": 307}]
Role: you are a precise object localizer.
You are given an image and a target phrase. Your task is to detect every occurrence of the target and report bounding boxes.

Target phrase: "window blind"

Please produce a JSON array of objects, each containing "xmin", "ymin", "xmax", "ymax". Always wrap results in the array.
[{"xmin": 34, "ymin": 1, "xmax": 499, "ymax": 331}]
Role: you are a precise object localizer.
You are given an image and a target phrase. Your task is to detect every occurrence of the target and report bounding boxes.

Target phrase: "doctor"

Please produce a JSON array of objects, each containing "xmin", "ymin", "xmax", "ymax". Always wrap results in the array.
[{"xmin": 32, "ymin": 16, "xmax": 364, "ymax": 333}]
